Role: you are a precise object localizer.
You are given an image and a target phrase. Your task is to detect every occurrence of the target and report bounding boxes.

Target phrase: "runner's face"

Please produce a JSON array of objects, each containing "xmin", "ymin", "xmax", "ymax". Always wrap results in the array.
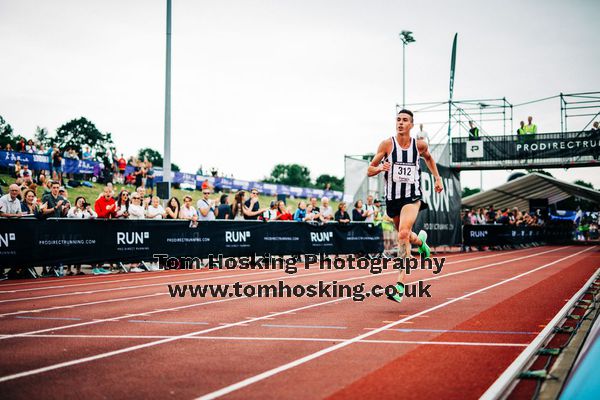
[{"xmin": 396, "ymin": 113, "xmax": 413, "ymax": 135}]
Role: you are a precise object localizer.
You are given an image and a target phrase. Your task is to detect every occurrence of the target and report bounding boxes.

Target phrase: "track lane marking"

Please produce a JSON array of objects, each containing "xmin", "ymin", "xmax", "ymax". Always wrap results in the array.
[
  {"xmin": 193, "ymin": 246, "xmax": 594, "ymax": 400},
  {"xmin": 0, "ymin": 246, "xmax": 569, "ymax": 382}
]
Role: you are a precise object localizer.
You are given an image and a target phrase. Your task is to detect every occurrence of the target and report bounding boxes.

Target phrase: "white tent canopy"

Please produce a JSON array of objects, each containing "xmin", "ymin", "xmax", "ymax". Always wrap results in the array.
[{"xmin": 462, "ymin": 173, "xmax": 600, "ymax": 211}]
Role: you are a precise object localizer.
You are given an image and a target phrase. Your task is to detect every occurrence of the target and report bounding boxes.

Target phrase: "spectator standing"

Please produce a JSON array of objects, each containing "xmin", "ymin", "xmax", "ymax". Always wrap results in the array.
[
  {"xmin": 276, "ymin": 201, "xmax": 293, "ymax": 220},
  {"xmin": 320, "ymin": 197, "xmax": 334, "ymax": 221},
  {"xmin": 95, "ymin": 186, "xmax": 117, "ymax": 218},
  {"xmin": 0, "ymin": 184, "xmax": 25, "ymax": 217},
  {"xmin": 128, "ymin": 193, "xmax": 146, "ymax": 219},
  {"xmin": 146, "ymin": 196, "xmax": 166, "ymax": 219},
  {"xmin": 67, "ymin": 196, "xmax": 97, "ymax": 219},
  {"xmin": 524, "ymin": 116, "xmax": 537, "ymax": 137},
  {"xmin": 293, "ymin": 201, "xmax": 308, "ymax": 222},
  {"xmin": 20, "ymin": 189, "xmax": 40, "ymax": 216},
  {"xmin": 416, "ymin": 124, "xmax": 429, "ymax": 144},
  {"xmin": 231, "ymin": 191, "xmax": 247, "ymax": 221},
  {"xmin": 363, "ymin": 195, "xmax": 377, "ymax": 222},
  {"xmin": 486, "ymin": 206, "xmax": 497, "ymax": 224},
  {"xmin": 244, "ymin": 188, "xmax": 265, "ymax": 220},
  {"xmin": 216, "ymin": 194, "xmax": 231, "ymax": 220},
  {"xmin": 468, "ymin": 121, "xmax": 480, "ymax": 140},
  {"xmin": 26, "ymin": 139, "xmax": 36, "ymax": 153},
  {"xmin": 41, "ymin": 181, "xmax": 67, "ymax": 218},
  {"xmin": 335, "ymin": 202, "xmax": 351, "ymax": 223},
  {"xmin": 517, "ymin": 121, "xmax": 526, "ymax": 138},
  {"xmin": 145, "ymin": 162, "xmax": 155, "ymax": 196},
  {"xmin": 52, "ymin": 147, "xmax": 62, "ymax": 184},
  {"xmin": 263, "ymin": 201, "xmax": 278, "ymax": 221},
  {"xmin": 179, "ymin": 195, "xmax": 198, "ymax": 221},
  {"xmin": 197, "ymin": 189, "xmax": 217, "ymax": 221},
  {"xmin": 352, "ymin": 200, "xmax": 367, "ymax": 221},
  {"xmin": 117, "ymin": 154, "xmax": 127, "ymax": 181},
  {"xmin": 115, "ymin": 190, "xmax": 130, "ymax": 218},
  {"xmin": 165, "ymin": 197, "xmax": 180, "ymax": 219}
]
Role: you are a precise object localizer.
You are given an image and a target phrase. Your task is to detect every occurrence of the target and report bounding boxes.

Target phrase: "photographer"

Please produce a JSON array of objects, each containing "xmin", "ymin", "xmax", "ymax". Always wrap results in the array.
[{"xmin": 67, "ymin": 196, "xmax": 97, "ymax": 219}]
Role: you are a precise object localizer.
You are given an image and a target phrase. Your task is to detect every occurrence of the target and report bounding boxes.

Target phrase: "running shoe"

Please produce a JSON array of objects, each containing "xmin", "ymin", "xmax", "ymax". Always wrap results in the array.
[
  {"xmin": 417, "ymin": 230, "xmax": 431, "ymax": 258},
  {"xmin": 129, "ymin": 267, "xmax": 144, "ymax": 273},
  {"xmin": 387, "ymin": 282, "xmax": 405, "ymax": 303}
]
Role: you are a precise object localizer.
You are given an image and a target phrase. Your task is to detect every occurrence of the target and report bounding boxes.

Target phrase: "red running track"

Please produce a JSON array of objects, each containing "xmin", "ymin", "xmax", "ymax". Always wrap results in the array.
[{"xmin": 0, "ymin": 246, "xmax": 598, "ymax": 399}]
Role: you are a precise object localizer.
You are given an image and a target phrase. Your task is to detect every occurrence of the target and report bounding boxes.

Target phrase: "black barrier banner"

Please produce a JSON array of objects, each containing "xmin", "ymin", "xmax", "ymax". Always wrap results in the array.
[
  {"xmin": 451, "ymin": 131, "xmax": 600, "ymax": 163},
  {"xmin": 0, "ymin": 220, "xmax": 383, "ymax": 268},
  {"xmin": 414, "ymin": 161, "xmax": 462, "ymax": 246},
  {"xmin": 463, "ymin": 225, "xmax": 572, "ymax": 246}
]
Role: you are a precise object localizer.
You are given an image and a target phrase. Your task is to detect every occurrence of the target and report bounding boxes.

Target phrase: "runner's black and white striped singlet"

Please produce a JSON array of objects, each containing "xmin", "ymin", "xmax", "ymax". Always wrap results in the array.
[{"xmin": 383, "ymin": 136, "xmax": 422, "ymax": 201}]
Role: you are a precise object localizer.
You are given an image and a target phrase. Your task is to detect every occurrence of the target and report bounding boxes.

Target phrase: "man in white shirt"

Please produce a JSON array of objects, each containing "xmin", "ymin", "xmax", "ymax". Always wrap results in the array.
[
  {"xmin": 0, "ymin": 184, "xmax": 24, "ymax": 217},
  {"xmin": 416, "ymin": 124, "xmax": 429, "ymax": 144},
  {"xmin": 320, "ymin": 197, "xmax": 334, "ymax": 221},
  {"xmin": 197, "ymin": 189, "xmax": 217, "ymax": 221},
  {"xmin": 363, "ymin": 195, "xmax": 377, "ymax": 222},
  {"xmin": 146, "ymin": 196, "xmax": 166, "ymax": 219}
]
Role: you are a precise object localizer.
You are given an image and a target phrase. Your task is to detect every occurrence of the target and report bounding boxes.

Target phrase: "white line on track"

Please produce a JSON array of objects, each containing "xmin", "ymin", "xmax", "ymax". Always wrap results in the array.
[
  {"xmin": 0, "ymin": 251, "xmax": 475, "ymax": 291},
  {"xmin": 0, "ymin": 246, "xmax": 570, "ymax": 382},
  {"xmin": 1, "ymin": 246, "xmax": 566, "ymax": 340},
  {"xmin": 0, "ymin": 248, "xmax": 541, "ymax": 316},
  {"xmin": 192, "ymin": 246, "xmax": 595, "ymax": 400},
  {"xmin": 0, "ymin": 249, "xmax": 530, "ymax": 301},
  {"xmin": 0, "ymin": 333, "xmax": 528, "ymax": 347}
]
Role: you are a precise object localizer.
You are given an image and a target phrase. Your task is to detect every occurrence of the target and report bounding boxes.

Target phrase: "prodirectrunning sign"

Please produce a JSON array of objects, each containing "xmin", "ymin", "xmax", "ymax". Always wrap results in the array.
[
  {"xmin": 413, "ymin": 161, "xmax": 462, "ymax": 247},
  {"xmin": 463, "ymin": 225, "xmax": 572, "ymax": 246},
  {"xmin": 0, "ymin": 220, "xmax": 383, "ymax": 268}
]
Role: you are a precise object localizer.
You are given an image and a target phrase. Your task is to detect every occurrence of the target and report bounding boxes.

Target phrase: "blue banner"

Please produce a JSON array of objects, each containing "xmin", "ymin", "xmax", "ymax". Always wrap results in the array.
[{"xmin": 0, "ymin": 150, "xmax": 97, "ymax": 175}]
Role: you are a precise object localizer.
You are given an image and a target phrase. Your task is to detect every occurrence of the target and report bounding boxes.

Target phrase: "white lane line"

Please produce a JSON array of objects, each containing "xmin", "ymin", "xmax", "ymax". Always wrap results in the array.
[
  {"xmin": 0, "ymin": 268, "xmax": 365, "ymax": 341},
  {"xmin": 261, "ymin": 324, "xmax": 347, "ymax": 330},
  {"xmin": 0, "ymin": 269, "xmax": 292, "ymax": 304},
  {"xmin": 0, "ymin": 246, "xmax": 542, "ymax": 316},
  {"xmin": 0, "ymin": 249, "xmax": 530, "ymax": 302},
  {"xmin": 127, "ymin": 320, "xmax": 210, "ymax": 326},
  {"xmin": 14, "ymin": 316, "xmax": 82, "ymax": 321},
  {"xmin": 0, "ymin": 246, "xmax": 569, "ymax": 382},
  {"xmin": 0, "ymin": 251, "xmax": 492, "ymax": 291},
  {"xmin": 0, "ymin": 293, "xmax": 165, "ymax": 318},
  {"xmin": 193, "ymin": 246, "xmax": 595, "ymax": 400},
  {"xmin": 0, "ymin": 333, "xmax": 528, "ymax": 347},
  {"xmin": 0, "ymin": 247, "xmax": 564, "ymax": 339}
]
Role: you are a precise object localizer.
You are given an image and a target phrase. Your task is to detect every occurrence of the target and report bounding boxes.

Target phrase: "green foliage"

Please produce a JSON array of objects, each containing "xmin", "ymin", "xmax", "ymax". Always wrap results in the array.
[
  {"xmin": 526, "ymin": 169, "xmax": 553, "ymax": 177},
  {"xmin": 315, "ymin": 174, "xmax": 344, "ymax": 191},
  {"xmin": 52, "ymin": 117, "xmax": 115, "ymax": 159},
  {"xmin": 264, "ymin": 164, "xmax": 312, "ymax": 187},
  {"xmin": 573, "ymin": 180, "xmax": 594, "ymax": 189},
  {"xmin": 462, "ymin": 187, "xmax": 481, "ymax": 198},
  {"xmin": 0, "ymin": 115, "xmax": 14, "ymax": 148},
  {"xmin": 137, "ymin": 147, "xmax": 179, "ymax": 171},
  {"xmin": 34, "ymin": 126, "xmax": 52, "ymax": 148}
]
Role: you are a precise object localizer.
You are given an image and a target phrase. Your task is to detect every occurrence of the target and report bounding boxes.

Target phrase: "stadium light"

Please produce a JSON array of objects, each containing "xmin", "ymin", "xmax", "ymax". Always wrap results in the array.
[{"xmin": 399, "ymin": 31, "xmax": 416, "ymax": 108}]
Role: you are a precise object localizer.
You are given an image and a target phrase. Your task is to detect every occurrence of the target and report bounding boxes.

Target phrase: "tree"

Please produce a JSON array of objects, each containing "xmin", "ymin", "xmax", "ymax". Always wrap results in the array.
[
  {"xmin": 263, "ymin": 164, "xmax": 312, "ymax": 187},
  {"xmin": 53, "ymin": 117, "xmax": 115, "ymax": 159},
  {"xmin": 136, "ymin": 147, "xmax": 180, "ymax": 171},
  {"xmin": 34, "ymin": 126, "xmax": 52, "ymax": 149},
  {"xmin": 527, "ymin": 169, "xmax": 553, "ymax": 177},
  {"xmin": 315, "ymin": 174, "xmax": 344, "ymax": 191},
  {"xmin": 0, "ymin": 115, "xmax": 14, "ymax": 148},
  {"xmin": 574, "ymin": 180, "xmax": 594, "ymax": 189},
  {"xmin": 462, "ymin": 187, "xmax": 481, "ymax": 198}
]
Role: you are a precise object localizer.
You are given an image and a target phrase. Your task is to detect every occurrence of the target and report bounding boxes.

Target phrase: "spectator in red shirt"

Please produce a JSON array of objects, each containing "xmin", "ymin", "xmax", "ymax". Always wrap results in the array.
[
  {"xmin": 95, "ymin": 186, "xmax": 117, "ymax": 218},
  {"xmin": 275, "ymin": 201, "xmax": 293, "ymax": 220},
  {"xmin": 117, "ymin": 154, "xmax": 127, "ymax": 182}
]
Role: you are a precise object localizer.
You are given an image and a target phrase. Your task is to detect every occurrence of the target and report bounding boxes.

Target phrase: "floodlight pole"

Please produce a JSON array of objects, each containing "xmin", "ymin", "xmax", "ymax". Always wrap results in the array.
[
  {"xmin": 399, "ymin": 31, "xmax": 415, "ymax": 109},
  {"xmin": 163, "ymin": 0, "xmax": 172, "ymax": 189}
]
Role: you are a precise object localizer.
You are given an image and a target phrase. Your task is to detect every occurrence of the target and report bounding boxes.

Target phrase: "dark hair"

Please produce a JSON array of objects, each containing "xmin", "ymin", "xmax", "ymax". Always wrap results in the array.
[
  {"xmin": 397, "ymin": 109, "xmax": 414, "ymax": 120},
  {"xmin": 220, "ymin": 194, "xmax": 228, "ymax": 205}
]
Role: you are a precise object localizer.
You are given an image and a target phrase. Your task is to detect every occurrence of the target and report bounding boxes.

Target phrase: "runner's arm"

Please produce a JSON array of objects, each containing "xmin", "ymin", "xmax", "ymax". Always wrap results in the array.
[
  {"xmin": 417, "ymin": 139, "xmax": 443, "ymax": 193},
  {"xmin": 367, "ymin": 139, "xmax": 391, "ymax": 177}
]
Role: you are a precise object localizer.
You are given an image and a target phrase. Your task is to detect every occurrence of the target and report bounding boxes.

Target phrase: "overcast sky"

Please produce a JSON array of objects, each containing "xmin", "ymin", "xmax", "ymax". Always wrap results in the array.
[{"xmin": 1, "ymin": 0, "xmax": 599, "ymax": 191}]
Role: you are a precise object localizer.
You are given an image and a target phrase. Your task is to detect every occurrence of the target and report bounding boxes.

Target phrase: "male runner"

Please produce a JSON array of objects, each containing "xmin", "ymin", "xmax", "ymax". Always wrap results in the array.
[{"xmin": 367, "ymin": 109, "xmax": 443, "ymax": 303}]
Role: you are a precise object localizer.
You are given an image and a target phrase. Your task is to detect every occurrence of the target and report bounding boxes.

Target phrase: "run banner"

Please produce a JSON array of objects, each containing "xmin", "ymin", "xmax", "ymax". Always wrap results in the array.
[
  {"xmin": 414, "ymin": 162, "xmax": 462, "ymax": 246},
  {"xmin": 0, "ymin": 220, "xmax": 382, "ymax": 268},
  {"xmin": 463, "ymin": 224, "xmax": 572, "ymax": 246},
  {"xmin": 451, "ymin": 131, "xmax": 600, "ymax": 163}
]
